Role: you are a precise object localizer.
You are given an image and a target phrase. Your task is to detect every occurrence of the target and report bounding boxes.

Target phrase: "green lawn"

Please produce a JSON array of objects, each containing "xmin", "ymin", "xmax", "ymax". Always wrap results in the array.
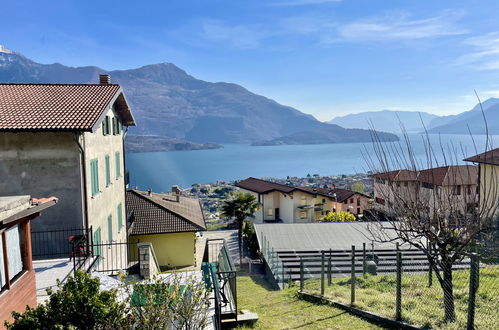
[
  {"xmin": 302, "ymin": 266, "xmax": 499, "ymax": 330},
  {"xmin": 236, "ymin": 276, "xmax": 383, "ymax": 329}
]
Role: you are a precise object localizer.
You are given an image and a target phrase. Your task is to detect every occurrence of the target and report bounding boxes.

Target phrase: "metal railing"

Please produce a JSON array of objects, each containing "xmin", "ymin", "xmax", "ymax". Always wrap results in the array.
[
  {"xmin": 70, "ymin": 226, "xmax": 93, "ymax": 274},
  {"xmin": 259, "ymin": 233, "xmax": 290, "ymax": 289},
  {"xmin": 31, "ymin": 227, "xmax": 89, "ymax": 259},
  {"xmin": 203, "ymin": 238, "xmax": 238, "ymax": 326},
  {"xmin": 90, "ymin": 241, "xmax": 140, "ymax": 275}
]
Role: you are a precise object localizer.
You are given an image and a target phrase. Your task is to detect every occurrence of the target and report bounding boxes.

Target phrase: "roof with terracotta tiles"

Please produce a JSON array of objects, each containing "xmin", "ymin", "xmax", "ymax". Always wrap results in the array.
[
  {"xmin": 126, "ymin": 190, "xmax": 206, "ymax": 236},
  {"xmin": 372, "ymin": 169, "xmax": 419, "ymax": 181},
  {"xmin": 418, "ymin": 165, "xmax": 478, "ymax": 186},
  {"xmin": 0, "ymin": 83, "xmax": 135, "ymax": 131},
  {"xmin": 235, "ymin": 177, "xmax": 295, "ymax": 194},
  {"xmin": 374, "ymin": 166, "xmax": 478, "ymax": 186},
  {"xmin": 464, "ymin": 148, "xmax": 499, "ymax": 166}
]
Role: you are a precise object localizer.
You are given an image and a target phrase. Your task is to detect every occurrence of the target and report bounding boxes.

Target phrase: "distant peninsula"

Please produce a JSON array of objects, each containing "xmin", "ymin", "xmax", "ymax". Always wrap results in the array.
[
  {"xmin": 251, "ymin": 124, "xmax": 399, "ymax": 146},
  {"xmin": 125, "ymin": 135, "xmax": 222, "ymax": 153}
]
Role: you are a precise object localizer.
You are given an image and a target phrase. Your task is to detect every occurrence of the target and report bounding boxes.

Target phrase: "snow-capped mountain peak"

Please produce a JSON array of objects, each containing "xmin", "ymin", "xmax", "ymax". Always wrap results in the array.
[{"xmin": 0, "ymin": 45, "xmax": 14, "ymax": 54}]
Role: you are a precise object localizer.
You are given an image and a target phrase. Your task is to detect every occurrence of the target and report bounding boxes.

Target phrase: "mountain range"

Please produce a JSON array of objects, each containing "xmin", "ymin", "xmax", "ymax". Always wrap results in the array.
[
  {"xmin": 329, "ymin": 98, "xmax": 499, "ymax": 135},
  {"xmin": 329, "ymin": 110, "xmax": 439, "ymax": 133},
  {"xmin": 0, "ymin": 46, "xmax": 398, "ymax": 148}
]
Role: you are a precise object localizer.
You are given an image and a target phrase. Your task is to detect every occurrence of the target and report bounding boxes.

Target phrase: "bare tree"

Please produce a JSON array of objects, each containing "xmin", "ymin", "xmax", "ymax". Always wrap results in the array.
[{"xmin": 364, "ymin": 110, "xmax": 498, "ymax": 322}]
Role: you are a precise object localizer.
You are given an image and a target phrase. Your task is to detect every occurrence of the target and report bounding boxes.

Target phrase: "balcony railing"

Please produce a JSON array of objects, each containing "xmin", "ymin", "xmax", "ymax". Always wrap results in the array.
[{"xmin": 203, "ymin": 239, "xmax": 237, "ymax": 329}]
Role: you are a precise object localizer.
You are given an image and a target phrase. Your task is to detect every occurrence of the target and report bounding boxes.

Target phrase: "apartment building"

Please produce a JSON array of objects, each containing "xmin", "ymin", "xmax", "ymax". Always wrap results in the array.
[
  {"xmin": 235, "ymin": 177, "xmax": 369, "ymax": 223},
  {"xmin": 372, "ymin": 165, "xmax": 478, "ymax": 216},
  {"xmin": 0, "ymin": 76, "xmax": 135, "ymax": 255},
  {"xmin": 464, "ymin": 148, "xmax": 499, "ymax": 220}
]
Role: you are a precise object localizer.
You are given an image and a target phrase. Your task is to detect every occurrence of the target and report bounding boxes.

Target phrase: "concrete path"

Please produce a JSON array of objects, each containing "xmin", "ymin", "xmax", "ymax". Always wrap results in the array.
[{"xmin": 202, "ymin": 230, "xmax": 240, "ymax": 266}]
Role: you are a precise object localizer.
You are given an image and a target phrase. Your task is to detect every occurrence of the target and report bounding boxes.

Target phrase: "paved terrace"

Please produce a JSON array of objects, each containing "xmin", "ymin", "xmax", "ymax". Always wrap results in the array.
[{"xmin": 33, "ymin": 258, "xmax": 74, "ymax": 303}]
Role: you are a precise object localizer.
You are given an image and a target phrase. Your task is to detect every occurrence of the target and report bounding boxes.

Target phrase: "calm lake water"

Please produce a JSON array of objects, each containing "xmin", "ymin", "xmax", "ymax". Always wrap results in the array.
[{"xmin": 126, "ymin": 134, "xmax": 498, "ymax": 191}]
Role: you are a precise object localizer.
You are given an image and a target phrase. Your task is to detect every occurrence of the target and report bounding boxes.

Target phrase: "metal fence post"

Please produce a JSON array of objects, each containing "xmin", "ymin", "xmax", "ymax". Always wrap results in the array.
[
  {"xmin": 351, "ymin": 245, "xmax": 356, "ymax": 305},
  {"xmin": 271, "ymin": 247, "xmax": 275, "ymax": 274},
  {"xmin": 321, "ymin": 251, "xmax": 325, "ymax": 296},
  {"xmin": 363, "ymin": 242, "xmax": 366, "ymax": 276},
  {"xmin": 328, "ymin": 249, "xmax": 332, "ymax": 286},
  {"xmin": 300, "ymin": 257, "xmax": 304, "ymax": 291},
  {"xmin": 467, "ymin": 253, "xmax": 479, "ymax": 330},
  {"xmin": 396, "ymin": 250, "xmax": 402, "ymax": 321},
  {"xmin": 281, "ymin": 261, "xmax": 285, "ymax": 288},
  {"xmin": 428, "ymin": 244, "xmax": 433, "ymax": 287}
]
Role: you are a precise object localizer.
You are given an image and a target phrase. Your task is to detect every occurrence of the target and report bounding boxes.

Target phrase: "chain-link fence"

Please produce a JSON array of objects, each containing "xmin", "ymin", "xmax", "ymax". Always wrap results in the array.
[{"xmin": 298, "ymin": 244, "xmax": 498, "ymax": 329}]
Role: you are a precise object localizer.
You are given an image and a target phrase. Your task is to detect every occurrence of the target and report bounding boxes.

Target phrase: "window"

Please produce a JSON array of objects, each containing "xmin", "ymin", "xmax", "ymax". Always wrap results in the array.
[
  {"xmin": 1, "ymin": 225, "xmax": 24, "ymax": 291},
  {"xmin": 375, "ymin": 197, "xmax": 385, "ymax": 205},
  {"xmin": 90, "ymin": 159, "xmax": 99, "ymax": 196},
  {"xmin": 350, "ymin": 198, "xmax": 354, "ymax": 204},
  {"xmin": 93, "ymin": 227, "xmax": 102, "ymax": 257},
  {"xmin": 453, "ymin": 185, "xmax": 461, "ymax": 196},
  {"xmin": 107, "ymin": 215, "xmax": 113, "ymax": 242},
  {"xmin": 300, "ymin": 211, "xmax": 307, "ymax": 219},
  {"xmin": 466, "ymin": 185, "xmax": 472, "ymax": 195},
  {"xmin": 357, "ymin": 208, "xmax": 361, "ymax": 214},
  {"xmin": 105, "ymin": 155, "xmax": 111, "ymax": 187},
  {"xmin": 301, "ymin": 195, "xmax": 307, "ymax": 206},
  {"xmin": 102, "ymin": 116, "xmax": 110, "ymax": 135},
  {"xmin": 267, "ymin": 208, "xmax": 273, "ymax": 216},
  {"xmin": 322, "ymin": 198, "xmax": 326, "ymax": 204},
  {"xmin": 115, "ymin": 152, "xmax": 121, "ymax": 178},
  {"xmin": 422, "ymin": 182, "xmax": 434, "ymax": 190},
  {"xmin": 357, "ymin": 198, "xmax": 360, "ymax": 206},
  {"xmin": 117, "ymin": 203, "xmax": 123, "ymax": 230},
  {"xmin": 404, "ymin": 182, "xmax": 408, "ymax": 187},
  {"xmin": 111, "ymin": 117, "xmax": 122, "ymax": 135}
]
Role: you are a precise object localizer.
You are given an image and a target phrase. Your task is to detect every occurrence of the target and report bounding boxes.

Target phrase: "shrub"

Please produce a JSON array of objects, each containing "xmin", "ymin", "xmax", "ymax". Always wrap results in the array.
[
  {"xmin": 321, "ymin": 211, "xmax": 356, "ymax": 222},
  {"xmin": 243, "ymin": 220, "xmax": 259, "ymax": 258},
  {"xmin": 5, "ymin": 270, "xmax": 129, "ymax": 329}
]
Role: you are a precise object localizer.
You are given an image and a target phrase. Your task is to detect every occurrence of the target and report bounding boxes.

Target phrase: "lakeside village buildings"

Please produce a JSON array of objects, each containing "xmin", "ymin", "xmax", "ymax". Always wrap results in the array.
[{"xmin": 0, "ymin": 75, "xmax": 498, "ymax": 327}]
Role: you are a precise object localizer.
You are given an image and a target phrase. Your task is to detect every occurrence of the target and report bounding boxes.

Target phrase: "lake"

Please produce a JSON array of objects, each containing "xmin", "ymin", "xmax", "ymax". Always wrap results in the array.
[{"xmin": 125, "ymin": 134, "xmax": 498, "ymax": 191}]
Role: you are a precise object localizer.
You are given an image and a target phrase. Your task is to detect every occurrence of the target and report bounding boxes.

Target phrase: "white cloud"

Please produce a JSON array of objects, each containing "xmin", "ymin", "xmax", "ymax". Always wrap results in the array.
[
  {"xmin": 194, "ymin": 10, "xmax": 466, "ymax": 50},
  {"xmin": 336, "ymin": 10, "xmax": 467, "ymax": 42},
  {"xmin": 455, "ymin": 32, "xmax": 499, "ymax": 70}
]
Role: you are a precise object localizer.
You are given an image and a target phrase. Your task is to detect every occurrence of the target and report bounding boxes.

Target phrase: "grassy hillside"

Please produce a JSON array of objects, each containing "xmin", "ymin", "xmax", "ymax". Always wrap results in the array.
[{"xmin": 236, "ymin": 276, "xmax": 381, "ymax": 329}]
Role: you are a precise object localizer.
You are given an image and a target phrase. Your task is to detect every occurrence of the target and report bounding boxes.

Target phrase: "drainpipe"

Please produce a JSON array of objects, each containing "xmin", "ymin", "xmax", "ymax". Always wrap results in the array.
[
  {"xmin": 123, "ymin": 126, "xmax": 129, "ymax": 190},
  {"xmin": 74, "ymin": 132, "xmax": 89, "ymax": 233}
]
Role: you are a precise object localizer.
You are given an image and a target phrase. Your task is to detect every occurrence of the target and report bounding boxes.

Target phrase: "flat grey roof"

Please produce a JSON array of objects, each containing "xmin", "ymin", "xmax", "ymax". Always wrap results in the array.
[
  {"xmin": 0, "ymin": 195, "xmax": 30, "ymax": 221},
  {"xmin": 255, "ymin": 222, "xmax": 406, "ymax": 251}
]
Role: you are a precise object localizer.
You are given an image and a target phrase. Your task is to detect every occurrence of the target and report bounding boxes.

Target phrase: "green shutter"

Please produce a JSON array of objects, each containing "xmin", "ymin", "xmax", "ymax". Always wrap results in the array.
[
  {"xmin": 117, "ymin": 203, "xmax": 123, "ymax": 230},
  {"xmin": 93, "ymin": 227, "xmax": 101, "ymax": 256},
  {"xmin": 90, "ymin": 159, "xmax": 99, "ymax": 196},
  {"xmin": 103, "ymin": 116, "xmax": 110, "ymax": 135},
  {"xmin": 115, "ymin": 152, "xmax": 121, "ymax": 178},
  {"xmin": 105, "ymin": 155, "xmax": 111, "ymax": 186},
  {"xmin": 108, "ymin": 215, "xmax": 113, "ymax": 242}
]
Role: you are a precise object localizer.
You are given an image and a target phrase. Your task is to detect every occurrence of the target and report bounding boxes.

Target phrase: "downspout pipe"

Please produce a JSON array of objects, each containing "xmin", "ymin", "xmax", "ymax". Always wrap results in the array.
[{"xmin": 74, "ymin": 132, "xmax": 89, "ymax": 234}]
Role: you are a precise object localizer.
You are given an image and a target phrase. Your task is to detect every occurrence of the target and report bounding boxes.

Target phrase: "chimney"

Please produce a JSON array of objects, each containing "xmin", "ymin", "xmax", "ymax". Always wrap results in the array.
[
  {"xmin": 99, "ymin": 74, "xmax": 111, "ymax": 85},
  {"xmin": 172, "ymin": 185, "xmax": 181, "ymax": 202},
  {"xmin": 147, "ymin": 188, "xmax": 152, "ymax": 196}
]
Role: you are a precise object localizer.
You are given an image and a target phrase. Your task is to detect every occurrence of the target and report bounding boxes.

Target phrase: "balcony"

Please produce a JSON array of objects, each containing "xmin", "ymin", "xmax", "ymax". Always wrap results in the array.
[
  {"xmin": 297, "ymin": 204, "xmax": 313, "ymax": 210},
  {"xmin": 314, "ymin": 203, "xmax": 325, "ymax": 211}
]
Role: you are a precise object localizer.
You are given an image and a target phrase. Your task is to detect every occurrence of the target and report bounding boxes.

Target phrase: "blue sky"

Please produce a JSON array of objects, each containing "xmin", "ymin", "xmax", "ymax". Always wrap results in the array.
[{"xmin": 2, "ymin": 0, "xmax": 499, "ymax": 121}]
